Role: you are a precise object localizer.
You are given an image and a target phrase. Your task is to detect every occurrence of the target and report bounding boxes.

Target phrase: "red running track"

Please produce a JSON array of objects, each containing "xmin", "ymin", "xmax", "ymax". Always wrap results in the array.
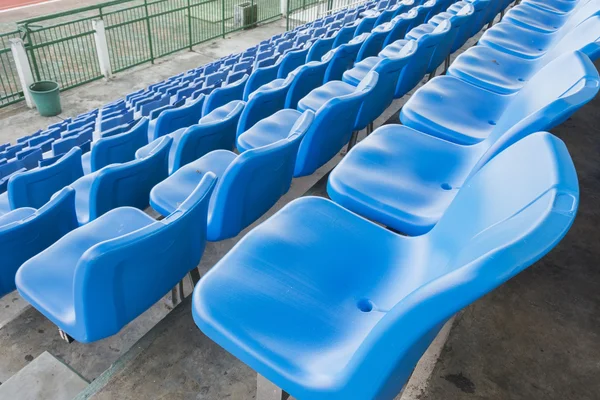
[{"xmin": 0, "ymin": 0, "xmax": 55, "ymax": 12}]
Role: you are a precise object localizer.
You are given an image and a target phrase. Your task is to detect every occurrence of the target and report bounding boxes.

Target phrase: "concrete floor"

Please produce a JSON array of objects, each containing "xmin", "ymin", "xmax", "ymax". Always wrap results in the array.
[{"xmin": 416, "ymin": 63, "xmax": 600, "ymax": 400}]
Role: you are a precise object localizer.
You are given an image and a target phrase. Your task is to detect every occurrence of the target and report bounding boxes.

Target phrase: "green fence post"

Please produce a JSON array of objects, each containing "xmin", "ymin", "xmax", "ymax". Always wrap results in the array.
[
  {"xmin": 187, "ymin": 0, "xmax": 193, "ymax": 50},
  {"xmin": 286, "ymin": 0, "xmax": 290, "ymax": 30},
  {"xmin": 222, "ymin": 0, "xmax": 226, "ymax": 38},
  {"xmin": 22, "ymin": 25, "xmax": 41, "ymax": 81},
  {"xmin": 143, "ymin": 0, "xmax": 155, "ymax": 64}
]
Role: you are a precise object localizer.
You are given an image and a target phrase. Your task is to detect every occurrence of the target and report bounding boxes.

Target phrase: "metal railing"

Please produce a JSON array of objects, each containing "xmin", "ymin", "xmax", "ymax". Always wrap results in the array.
[
  {"xmin": 285, "ymin": 0, "xmax": 366, "ymax": 29},
  {"xmin": 0, "ymin": 30, "xmax": 25, "ymax": 108},
  {"xmin": 0, "ymin": 0, "xmax": 282, "ymax": 109}
]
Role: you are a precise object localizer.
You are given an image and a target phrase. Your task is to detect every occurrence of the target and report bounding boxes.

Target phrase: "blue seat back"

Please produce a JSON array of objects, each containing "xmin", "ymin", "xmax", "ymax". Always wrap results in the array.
[
  {"xmin": 286, "ymin": 60, "xmax": 329, "ymax": 109},
  {"xmin": 354, "ymin": 15, "xmax": 379, "ymax": 36},
  {"xmin": 276, "ymin": 39, "xmax": 294, "ymax": 55},
  {"xmin": 202, "ymin": 74, "xmax": 248, "ymax": 116},
  {"xmin": 375, "ymin": 7, "xmax": 397, "ymax": 25},
  {"xmin": 171, "ymin": 101, "xmax": 245, "ymax": 172},
  {"xmin": 306, "ymin": 36, "xmax": 336, "ymax": 62},
  {"xmin": 91, "ymin": 118, "xmax": 149, "ymax": 172},
  {"xmin": 324, "ymin": 34, "xmax": 369, "ymax": 82},
  {"xmin": 1, "ymin": 188, "xmax": 78, "ymax": 297},
  {"xmin": 244, "ymin": 58, "xmax": 281, "ymax": 100},
  {"xmin": 406, "ymin": 4, "xmax": 429, "ymax": 30},
  {"xmin": 89, "ymin": 136, "xmax": 172, "ymax": 220},
  {"xmin": 209, "ymin": 111, "xmax": 314, "ymax": 240},
  {"xmin": 473, "ymin": 51, "xmax": 600, "ymax": 173},
  {"xmin": 15, "ymin": 148, "xmax": 43, "ymax": 170},
  {"xmin": 353, "ymin": 41, "xmax": 417, "ymax": 129},
  {"xmin": 226, "ymin": 70, "xmax": 248, "ymax": 84},
  {"xmin": 389, "ymin": 21, "xmax": 450, "ymax": 96},
  {"xmin": 52, "ymin": 127, "xmax": 94, "ymax": 157},
  {"xmin": 8, "ymin": 147, "xmax": 83, "ymax": 210},
  {"xmin": 296, "ymin": 71, "xmax": 378, "ymax": 176},
  {"xmin": 100, "ymin": 110, "xmax": 134, "ymax": 132},
  {"xmin": 357, "ymin": 23, "xmax": 393, "ymax": 61},
  {"xmin": 238, "ymin": 73, "xmax": 296, "ymax": 136},
  {"xmin": 152, "ymin": 95, "xmax": 205, "ymax": 140},
  {"xmin": 205, "ymin": 70, "xmax": 229, "ymax": 88},
  {"xmin": 464, "ymin": 0, "xmax": 492, "ymax": 37},
  {"xmin": 140, "ymin": 95, "xmax": 170, "ymax": 117},
  {"xmin": 278, "ymin": 47, "xmax": 311, "ymax": 78},
  {"xmin": 72, "ymin": 173, "xmax": 216, "ymax": 338},
  {"xmin": 332, "ymin": 22, "xmax": 360, "ymax": 48},
  {"xmin": 100, "ymin": 117, "xmax": 141, "ymax": 138},
  {"xmin": 383, "ymin": 11, "xmax": 418, "ymax": 47}
]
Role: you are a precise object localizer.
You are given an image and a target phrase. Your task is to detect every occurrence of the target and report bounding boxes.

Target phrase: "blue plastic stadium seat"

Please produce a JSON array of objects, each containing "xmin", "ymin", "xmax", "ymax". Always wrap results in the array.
[
  {"xmin": 0, "ymin": 148, "xmax": 83, "ymax": 216},
  {"xmin": 323, "ymin": 33, "xmax": 369, "ymax": 82},
  {"xmin": 378, "ymin": 21, "xmax": 450, "ymax": 97},
  {"xmin": 523, "ymin": 0, "xmax": 581, "ymax": 14},
  {"xmin": 69, "ymin": 136, "xmax": 171, "ymax": 225},
  {"xmin": 479, "ymin": 3, "xmax": 600, "ymax": 58},
  {"xmin": 52, "ymin": 128, "xmax": 93, "ymax": 157},
  {"xmin": 100, "ymin": 109, "xmax": 134, "ymax": 132},
  {"xmin": 238, "ymin": 72, "xmax": 297, "ymax": 136},
  {"xmin": 448, "ymin": 16, "xmax": 600, "ymax": 94},
  {"xmin": 307, "ymin": 36, "xmax": 336, "ymax": 61},
  {"xmin": 238, "ymin": 71, "xmax": 377, "ymax": 177},
  {"xmin": 286, "ymin": 60, "xmax": 330, "ymax": 109},
  {"xmin": 278, "ymin": 47, "xmax": 311, "ymax": 78},
  {"xmin": 355, "ymin": 14, "xmax": 380, "ymax": 36},
  {"xmin": 202, "ymin": 74, "xmax": 248, "ymax": 116},
  {"xmin": 356, "ymin": 22, "xmax": 395, "ymax": 61},
  {"xmin": 332, "ymin": 21, "xmax": 360, "ymax": 48},
  {"xmin": 82, "ymin": 118, "xmax": 149, "ymax": 174},
  {"xmin": 192, "ymin": 131, "xmax": 578, "ymax": 400},
  {"xmin": 149, "ymin": 95, "xmax": 205, "ymax": 141},
  {"xmin": 15, "ymin": 148, "xmax": 43, "ymax": 170},
  {"xmin": 151, "ymin": 111, "xmax": 313, "ymax": 241},
  {"xmin": 502, "ymin": 0, "xmax": 597, "ymax": 33},
  {"xmin": 1, "ymin": 188, "xmax": 78, "ymax": 298},
  {"xmin": 342, "ymin": 41, "xmax": 417, "ymax": 130},
  {"xmin": 244, "ymin": 57, "xmax": 282, "ymax": 100},
  {"xmin": 401, "ymin": 50, "xmax": 599, "ymax": 145},
  {"xmin": 16, "ymin": 173, "xmax": 216, "ymax": 342},
  {"xmin": 139, "ymin": 100, "xmax": 245, "ymax": 174}
]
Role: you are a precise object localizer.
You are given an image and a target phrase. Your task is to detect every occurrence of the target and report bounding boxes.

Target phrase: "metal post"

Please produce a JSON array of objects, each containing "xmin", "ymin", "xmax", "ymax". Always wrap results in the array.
[
  {"xmin": 189, "ymin": 267, "xmax": 202, "ymax": 286},
  {"xmin": 347, "ymin": 130, "xmax": 359, "ymax": 152},
  {"xmin": 9, "ymin": 38, "xmax": 35, "ymax": 108},
  {"xmin": 443, "ymin": 56, "xmax": 450, "ymax": 74},
  {"xmin": 500, "ymin": 9, "xmax": 504, "ymax": 20},
  {"xmin": 143, "ymin": 0, "xmax": 155, "ymax": 64},
  {"xmin": 222, "ymin": 0, "xmax": 226, "ymax": 38},
  {"xmin": 367, "ymin": 122, "xmax": 373, "ymax": 135},
  {"xmin": 92, "ymin": 19, "xmax": 112, "ymax": 79},
  {"xmin": 256, "ymin": 374, "xmax": 290, "ymax": 400},
  {"xmin": 187, "ymin": 0, "xmax": 193, "ymax": 50}
]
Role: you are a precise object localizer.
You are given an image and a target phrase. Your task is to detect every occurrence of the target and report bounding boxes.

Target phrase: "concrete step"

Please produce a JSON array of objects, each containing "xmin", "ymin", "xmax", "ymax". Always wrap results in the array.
[{"xmin": 0, "ymin": 351, "xmax": 89, "ymax": 400}]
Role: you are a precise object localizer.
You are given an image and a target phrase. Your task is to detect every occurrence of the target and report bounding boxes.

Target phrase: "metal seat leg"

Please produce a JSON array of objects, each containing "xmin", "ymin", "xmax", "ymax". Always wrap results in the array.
[{"xmin": 347, "ymin": 130, "xmax": 359, "ymax": 152}]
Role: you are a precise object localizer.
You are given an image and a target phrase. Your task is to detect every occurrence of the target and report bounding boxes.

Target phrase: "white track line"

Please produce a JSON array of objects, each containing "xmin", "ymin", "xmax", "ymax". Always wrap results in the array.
[{"xmin": 0, "ymin": 0, "xmax": 62, "ymax": 14}]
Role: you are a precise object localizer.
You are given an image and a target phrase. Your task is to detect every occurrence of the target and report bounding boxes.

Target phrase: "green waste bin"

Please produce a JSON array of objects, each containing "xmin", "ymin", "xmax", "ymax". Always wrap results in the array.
[{"xmin": 29, "ymin": 80, "xmax": 62, "ymax": 117}]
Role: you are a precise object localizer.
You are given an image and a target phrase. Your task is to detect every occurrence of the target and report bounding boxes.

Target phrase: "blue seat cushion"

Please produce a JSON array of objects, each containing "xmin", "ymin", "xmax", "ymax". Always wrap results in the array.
[
  {"xmin": 193, "ymin": 196, "xmax": 415, "ymax": 391},
  {"xmin": 0, "ymin": 207, "xmax": 36, "ymax": 226},
  {"xmin": 328, "ymin": 125, "xmax": 477, "ymax": 235},
  {"xmin": 81, "ymin": 151, "xmax": 92, "ymax": 174},
  {"xmin": 248, "ymin": 78, "xmax": 286, "ymax": 101},
  {"xmin": 503, "ymin": 4, "xmax": 567, "ymax": 33},
  {"xmin": 406, "ymin": 23, "xmax": 435, "ymax": 40},
  {"xmin": 297, "ymin": 81, "xmax": 355, "ymax": 113},
  {"xmin": 378, "ymin": 39, "xmax": 408, "ymax": 58},
  {"xmin": 342, "ymin": 57, "xmax": 379, "ymax": 86},
  {"xmin": 150, "ymin": 150, "xmax": 236, "ymax": 216},
  {"xmin": 479, "ymin": 22, "xmax": 559, "ymax": 59},
  {"xmin": 447, "ymin": 46, "xmax": 536, "ymax": 94},
  {"xmin": 400, "ymin": 76, "xmax": 506, "ymax": 145},
  {"xmin": 0, "ymin": 192, "xmax": 11, "ymax": 216},
  {"xmin": 428, "ymin": 12, "xmax": 452, "ymax": 26},
  {"xmin": 237, "ymin": 109, "xmax": 302, "ymax": 152},
  {"xmin": 16, "ymin": 207, "xmax": 155, "ymax": 330}
]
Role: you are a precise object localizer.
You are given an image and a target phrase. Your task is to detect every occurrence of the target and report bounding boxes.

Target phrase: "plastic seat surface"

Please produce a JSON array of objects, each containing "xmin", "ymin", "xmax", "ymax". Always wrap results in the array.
[
  {"xmin": 70, "ymin": 136, "xmax": 171, "ymax": 225},
  {"xmin": 448, "ymin": 16, "xmax": 600, "ymax": 94},
  {"xmin": 243, "ymin": 59, "xmax": 282, "ymax": 100},
  {"xmin": 401, "ymin": 51, "xmax": 599, "ymax": 144},
  {"xmin": 307, "ymin": 36, "xmax": 336, "ymax": 62},
  {"xmin": 502, "ymin": 1, "xmax": 594, "ymax": 33},
  {"xmin": 523, "ymin": 0, "xmax": 580, "ymax": 14},
  {"xmin": 83, "ymin": 118, "xmax": 149, "ymax": 174},
  {"xmin": 285, "ymin": 61, "xmax": 329, "ymax": 109},
  {"xmin": 192, "ymin": 131, "xmax": 579, "ymax": 400},
  {"xmin": 149, "ymin": 95, "xmax": 205, "ymax": 141},
  {"xmin": 237, "ymin": 109, "xmax": 302, "ymax": 152},
  {"xmin": 202, "ymin": 75, "xmax": 248, "ymax": 116},
  {"xmin": 152, "ymin": 111, "xmax": 312, "ymax": 240},
  {"xmin": 17, "ymin": 174, "xmax": 216, "ymax": 342},
  {"xmin": 0, "ymin": 148, "xmax": 83, "ymax": 215},
  {"xmin": 0, "ymin": 188, "xmax": 78, "ymax": 298},
  {"xmin": 278, "ymin": 47, "xmax": 311, "ymax": 78}
]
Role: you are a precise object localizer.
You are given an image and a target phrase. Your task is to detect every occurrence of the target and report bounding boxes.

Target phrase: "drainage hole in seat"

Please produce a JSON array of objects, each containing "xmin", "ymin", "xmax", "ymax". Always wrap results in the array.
[
  {"xmin": 357, "ymin": 299, "xmax": 374, "ymax": 313},
  {"xmin": 488, "ymin": 120, "xmax": 496, "ymax": 125},
  {"xmin": 441, "ymin": 183, "xmax": 452, "ymax": 190},
  {"xmin": 517, "ymin": 78, "xmax": 525, "ymax": 82}
]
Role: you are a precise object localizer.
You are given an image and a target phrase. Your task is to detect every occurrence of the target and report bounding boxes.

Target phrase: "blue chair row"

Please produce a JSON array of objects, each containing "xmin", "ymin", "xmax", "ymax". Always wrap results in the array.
[{"xmin": 190, "ymin": 2, "xmax": 596, "ymax": 400}]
